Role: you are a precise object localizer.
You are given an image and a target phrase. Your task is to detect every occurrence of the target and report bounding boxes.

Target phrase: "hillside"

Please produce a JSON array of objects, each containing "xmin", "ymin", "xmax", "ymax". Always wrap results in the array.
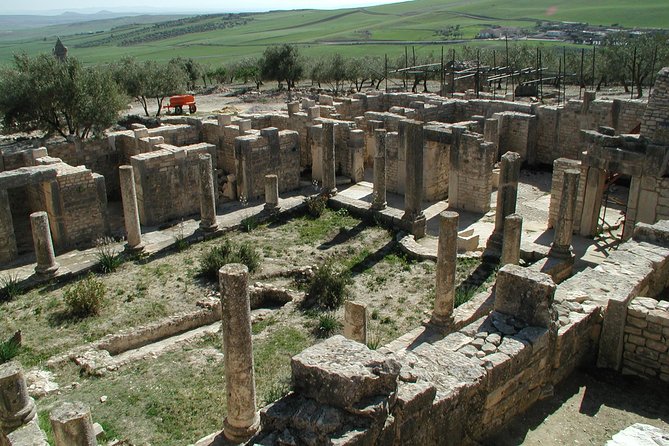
[{"xmin": 0, "ymin": 0, "xmax": 666, "ymax": 65}]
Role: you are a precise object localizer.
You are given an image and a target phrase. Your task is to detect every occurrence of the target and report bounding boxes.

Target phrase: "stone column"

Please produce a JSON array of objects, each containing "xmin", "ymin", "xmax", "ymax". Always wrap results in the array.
[
  {"xmin": 550, "ymin": 169, "xmax": 580, "ymax": 259},
  {"xmin": 219, "ymin": 264, "xmax": 259, "ymax": 442},
  {"xmin": 501, "ymin": 214, "xmax": 523, "ymax": 266},
  {"xmin": 119, "ymin": 165, "xmax": 144, "ymax": 252},
  {"xmin": 0, "ymin": 362, "xmax": 36, "ymax": 437},
  {"xmin": 401, "ymin": 119, "xmax": 426, "ymax": 239},
  {"xmin": 321, "ymin": 121, "xmax": 337, "ymax": 196},
  {"xmin": 308, "ymin": 106, "xmax": 321, "ymax": 121},
  {"xmin": 486, "ymin": 151, "xmax": 521, "ymax": 256},
  {"xmin": 0, "ymin": 189, "xmax": 18, "ymax": 264},
  {"xmin": 431, "ymin": 211, "xmax": 458, "ymax": 326},
  {"xmin": 350, "ymin": 130, "xmax": 365, "ymax": 183},
  {"xmin": 29, "ymin": 212, "xmax": 59, "ymax": 278},
  {"xmin": 238, "ymin": 120, "xmax": 252, "ymax": 135},
  {"xmin": 264, "ymin": 174, "xmax": 279, "ymax": 212},
  {"xmin": 344, "ymin": 301, "xmax": 368, "ymax": 344},
  {"xmin": 371, "ymin": 129, "xmax": 387, "ymax": 210},
  {"xmin": 217, "ymin": 114, "xmax": 232, "ymax": 127},
  {"xmin": 49, "ymin": 402, "xmax": 97, "ymax": 446},
  {"xmin": 579, "ymin": 166, "xmax": 606, "ymax": 237},
  {"xmin": 287, "ymin": 102, "xmax": 299, "ymax": 117},
  {"xmin": 198, "ymin": 154, "xmax": 218, "ymax": 232}
]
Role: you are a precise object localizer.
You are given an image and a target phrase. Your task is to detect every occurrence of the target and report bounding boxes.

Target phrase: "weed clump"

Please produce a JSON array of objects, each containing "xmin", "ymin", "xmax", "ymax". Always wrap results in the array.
[
  {"xmin": 0, "ymin": 332, "xmax": 21, "ymax": 364},
  {"xmin": 95, "ymin": 237, "xmax": 123, "ymax": 273},
  {"xmin": 198, "ymin": 239, "xmax": 261, "ymax": 280},
  {"xmin": 64, "ymin": 274, "xmax": 106, "ymax": 318},
  {"xmin": 305, "ymin": 195, "xmax": 327, "ymax": 218},
  {"xmin": 304, "ymin": 261, "xmax": 351, "ymax": 310},
  {"xmin": 0, "ymin": 274, "xmax": 21, "ymax": 302},
  {"xmin": 316, "ymin": 312, "xmax": 342, "ymax": 338}
]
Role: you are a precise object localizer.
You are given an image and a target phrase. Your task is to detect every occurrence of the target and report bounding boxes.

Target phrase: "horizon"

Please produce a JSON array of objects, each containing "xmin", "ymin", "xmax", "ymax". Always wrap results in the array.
[{"xmin": 1, "ymin": 0, "xmax": 403, "ymax": 15}]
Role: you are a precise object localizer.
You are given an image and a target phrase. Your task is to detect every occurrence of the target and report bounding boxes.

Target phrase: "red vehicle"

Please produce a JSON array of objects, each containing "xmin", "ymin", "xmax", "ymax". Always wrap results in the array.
[{"xmin": 166, "ymin": 94, "xmax": 196, "ymax": 114}]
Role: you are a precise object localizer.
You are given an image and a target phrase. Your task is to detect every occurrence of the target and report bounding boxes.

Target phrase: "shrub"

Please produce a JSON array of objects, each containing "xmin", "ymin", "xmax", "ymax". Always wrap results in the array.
[
  {"xmin": 317, "ymin": 312, "xmax": 342, "ymax": 338},
  {"xmin": 198, "ymin": 239, "xmax": 261, "ymax": 280},
  {"xmin": 0, "ymin": 274, "xmax": 21, "ymax": 302},
  {"xmin": 64, "ymin": 274, "xmax": 106, "ymax": 318},
  {"xmin": 0, "ymin": 334, "xmax": 20, "ymax": 364},
  {"xmin": 95, "ymin": 237, "xmax": 123, "ymax": 273},
  {"xmin": 241, "ymin": 215, "xmax": 259, "ymax": 232},
  {"xmin": 305, "ymin": 195, "xmax": 327, "ymax": 218},
  {"xmin": 455, "ymin": 286, "xmax": 477, "ymax": 308},
  {"xmin": 305, "ymin": 261, "xmax": 351, "ymax": 310}
]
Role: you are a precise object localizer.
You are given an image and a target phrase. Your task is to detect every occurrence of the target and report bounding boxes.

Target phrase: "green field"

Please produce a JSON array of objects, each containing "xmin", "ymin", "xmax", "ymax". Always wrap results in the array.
[{"xmin": 0, "ymin": 0, "xmax": 666, "ymax": 65}]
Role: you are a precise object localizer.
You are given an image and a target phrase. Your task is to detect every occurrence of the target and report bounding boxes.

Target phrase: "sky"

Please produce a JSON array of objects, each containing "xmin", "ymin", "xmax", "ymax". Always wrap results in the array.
[{"xmin": 2, "ymin": 0, "xmax": 403, "ymax": 14}]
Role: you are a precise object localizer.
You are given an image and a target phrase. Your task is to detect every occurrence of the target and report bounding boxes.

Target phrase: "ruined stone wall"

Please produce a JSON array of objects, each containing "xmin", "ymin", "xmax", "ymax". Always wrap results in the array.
[
  {"xmin": 495, "ymin": 111, "xmax": 534, "ymax": 162},
  {"xmin": 640, "ymin": 67, "xmax": 669, "ymax": 145},
  {"xmin": 39, "ymin": 162, "xmax": 107, "ymax": 250},
  {"xmin": 235, "ymin": 131, "xmax": 300, "ymax": 200},
  {"xmin": 448, "ymin": 131, "xmax": 495, "ymax": 213},
  {"xmin": 622, "ymin": 296, "xmax": 669, "ymax": 382},
  {"xmin": 423, "ymin": 128, "xmax": 450, "ymax": 201},
  {"xmin": 131, "ymin": 143, "xmax": 216, "ymax": 226},
  {"xmin": 385, "ymin": 132, "xmax": 402, "ymax": 194}
]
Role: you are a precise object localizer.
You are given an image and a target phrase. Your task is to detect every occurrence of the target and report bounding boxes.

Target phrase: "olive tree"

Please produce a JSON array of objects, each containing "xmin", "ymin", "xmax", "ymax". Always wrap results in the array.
[
  {"xmin": 260, "ymin": 44, "xmax": 304, "ymax": 90},
  {"xmin": 0, "ymin": 54, "xmax": 127, "ymax": 139}
]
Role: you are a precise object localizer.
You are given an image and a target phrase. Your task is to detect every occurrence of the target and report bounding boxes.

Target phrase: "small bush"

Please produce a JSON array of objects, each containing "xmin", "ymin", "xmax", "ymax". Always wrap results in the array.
[
  {"xmin": 305, "ymin": 195, "xmax": 327, "ymax": 218},
  {"xmin": 64, "ymin": 274, "xmax": 106, "ymax": 318},
  {"xmin": 455, "ymin": 286, "xmax": 477, "ymax": 308},
  {"xmin": 95, "ymin": 237, "xmax": 123, "ymax": 273},
  {"xmin": 305, "ymin": 261, "xmax": 351, "ymax": 310},
  {"xmin": 0, "ymin": 334, "xmax": 21, "ymax": 364},
  {"xmin": 0, "ymin": 274, "xmax": 21, "ymax": 302},
  {"xmin": 241, "ymin": 215, "xmax": 259, "ymax": 232},
  {"xmin": 198, "ymin": 239, "xmax": 261, "ymax": 280},
  {"xmin": 317, "ymin": 312, "xmax": 342, "ymax": 338},
  {"xmin": 366, "ymin": 332, "xmax": 381, "ymax": 350}
]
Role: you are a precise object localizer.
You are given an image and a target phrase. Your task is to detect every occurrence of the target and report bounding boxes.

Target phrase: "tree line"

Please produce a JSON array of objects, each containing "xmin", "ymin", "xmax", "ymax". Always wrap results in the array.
[{"xmin": 0, "ymin": 35, "xmax": 667, "ymax": 140}]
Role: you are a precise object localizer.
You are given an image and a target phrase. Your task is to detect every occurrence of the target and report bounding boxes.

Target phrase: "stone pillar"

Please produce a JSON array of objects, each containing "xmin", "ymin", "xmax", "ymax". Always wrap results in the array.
[
  {"xmin": 308, "ymin": 106, "xmax": 320, "ymax": 121},
  {"xmin": 238, "ymin": 120, "xmax": 252, "ymax": 135},
  {"xmin": 287, "ymin": 102, "xmax": 299, "ymax": 117},
  {"xmin": 486, "ymin": 151, "xmax": 521, "ymax": 256},
  {"xmin": 371, "ymin": 129, "xmax": 387, "ymax": 210},
  {"xmin": 431, "ymin": 211, "xmax": 458, "ymax": 326},
  {"xmin": 219, "ymin": 264, "xmax": 259, "ymax": 442},
  {"xmin": 400, "ymin": 119, "xmax": 426, "ymax": 239},
  {"xmin": 198, "ymin": 154, "xmax": 218, "ymax": 232},
  {"xmin": 579, "ymin": 166, "xmax": 606, "ymax": 237},
  {"xmin": 344, "ymin": 301, "xmax": 367, "ymax": 344},
  {"xmin": 119, "ymin": 165, "xmax": 144, "ymax": 252},
  {"xmin": 217, "ymin": 114, "xmax": 232, "ymax": 127},
  {"xmin": 550, "ymin": 169, "xmax": 580, "ymax": 258},
  {"xmin": 321, "ymin": 121, "xmax": 337, "ymax": 196},
  {"xmin": 501, "ymin": 214, "xmax": 523, "ymax": 266},
  {"xmin": 350, "ymin": 130, "xmax": 365, "ymax": 183},
  {"xmin": 264, "ymin": 174, "xmax": 279, "ymax": 212},
  {"xmin": 29, "ymin": 212, "xmax": 59, "ymax": 278},
  {"xmin": 0, "ymin": 362, "xmax": 36, "ymax": 437},
  {"xmin": 49, "ymin": 402, "xmax": 97, "ymax": 446}
]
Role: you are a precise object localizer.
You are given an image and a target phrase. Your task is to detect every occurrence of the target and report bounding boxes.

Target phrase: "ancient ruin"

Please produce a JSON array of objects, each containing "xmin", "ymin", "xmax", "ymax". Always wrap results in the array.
[{"xmin": 2, "ymin": 64, "xmax": 669, "ymax": 445}]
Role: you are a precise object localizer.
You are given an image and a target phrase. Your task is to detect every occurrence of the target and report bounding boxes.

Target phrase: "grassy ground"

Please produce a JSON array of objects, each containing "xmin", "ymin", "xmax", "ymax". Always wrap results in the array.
[
  {"xmin": 0, "ymin": 0, "xmax": 666, "ymax": 64},
  {"xmin": 0, "ymin": 207, "xmax": 487, "ymax": 444}
]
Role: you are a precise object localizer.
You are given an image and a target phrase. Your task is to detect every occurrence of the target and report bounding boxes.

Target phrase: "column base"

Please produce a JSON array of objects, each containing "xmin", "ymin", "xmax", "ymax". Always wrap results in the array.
[
  {"xmin": 322, "ymin": 187, "xmax": 337, "ymax": 197},
  {"xmin": 483, "ymin": 231, "xmax": 503, "ymax": 260},
  {"xmin": 401, "ymin": 213, "xmax": 426, "ymax": 239},
  {"xmin": 34, "ymin": 264, "xmax": 59, "ymax": 279},
  {"xmin": 370, "ymin": 201, "xmax": 387, "ymax": 211},
  {"xmin": 426, "ymin": 313, "xmax": 453, "ymax": 331},
  {"xmin": 199, "ymin": 222, "xmax": 219, "ymax": 233},
  {"xmin": 223, "ymin": 415, "xmax": 260, "ymax": 444},
  {"xmin": 124, "ymin": 243, "xmax": 145, "ymax": 254},
  {"xmin": 263, "ymin": 203, "xmax": 280, "ymax": 213},
  {"xmin": 548, "ymin": 244, "xmax": 573, "ymax": 260}
]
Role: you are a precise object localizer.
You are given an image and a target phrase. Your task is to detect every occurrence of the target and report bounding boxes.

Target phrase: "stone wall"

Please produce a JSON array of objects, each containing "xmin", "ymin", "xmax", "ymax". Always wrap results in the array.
[
  {"xmin": 448, "ymin": 130, "xmax": 495, "ymax": 213},
  {"xmin": 131, "ymin": 143, "xmax": 216, "ymax": 226},
  {"xmin": 622, "ymin": 296, "xmax": 669, "ymax": 382},
  {"xmin": 235, "ymin": 129, "xmax": 300, "ymax": 200}
]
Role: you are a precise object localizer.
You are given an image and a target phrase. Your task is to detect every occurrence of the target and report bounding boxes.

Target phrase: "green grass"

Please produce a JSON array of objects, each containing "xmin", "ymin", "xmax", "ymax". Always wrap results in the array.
[{"xmin": 0, "ymin": 0, "xmax": 666, "ymax": 65}]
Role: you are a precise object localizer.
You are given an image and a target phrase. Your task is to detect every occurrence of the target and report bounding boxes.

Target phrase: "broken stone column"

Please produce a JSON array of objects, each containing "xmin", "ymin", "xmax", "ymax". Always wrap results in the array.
[
  {"xmin": 400, "ymin": 119, "xmax": 426, "ymax": 239},
  {"xmin": 371, "ymin": 129, "xmax": 387, "ymax": 210},
  {"xmin": 344, "ymin": 301, "xmax": 368, "ymax": 344},
  {"xmin": 308, "ymin": 106, "xmax": 320, "ymax": 121},
  {"xmin": 350, "ymin": 130, "xmax": 365, "ymax": 183},
  {"xmin": 29, "ymin": 212, "xmax": 59, "ymax": 278},
  {"xmin": 287, "ymin": 102, "xmax": 299, "ymax": 117},
  {"xmin": 0, "ymin": 362, "xmax": 36, "ymax": 437},
  {"xmin": 486, "ymin": 151, "xmax": 522, "ymax": 257},
  {"xmin": 49, "ymin": 402, "xmax": 97, "ymax": 446},
  {"xmin": 217, "ymin": 114, "xmax": 232, "ymax": 127},
  {"xmin": 238, "ymin": 120, "xmax": 252, "ymax": 135},
  {"xmin": 219, "ymin": 264, "xmax": 259, "ymax": 442},
  {"xmin": 198, "ymin": 154, "xmax": 218, "ymax": 232},
  {"xmin": 321, "ymin": 121, "xmax": 337, "ymax": 196},
  {"xmin": 431, "ymin": 211, "xmax": 458, "ymax": 326},
  {"xmin": 264, "ymin": 174, "xmax": 279, "ymax": 212},
  {"xmin": 501, "ymin": 214, "xmax": 523, "ymax": 266},
  {"xmin": 550, "ymin": 169, "xmax": 580, "ymax": 259},
  {"xmin": 119, "ymin": 165, "xmax": 144, "ymax": 252}
]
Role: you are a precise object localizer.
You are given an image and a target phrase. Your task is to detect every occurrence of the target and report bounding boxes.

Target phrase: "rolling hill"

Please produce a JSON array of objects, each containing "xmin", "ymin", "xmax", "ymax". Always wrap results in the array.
[{"xmin": 0, "ymin": 0, "xmax": 666, "ymax": 65}]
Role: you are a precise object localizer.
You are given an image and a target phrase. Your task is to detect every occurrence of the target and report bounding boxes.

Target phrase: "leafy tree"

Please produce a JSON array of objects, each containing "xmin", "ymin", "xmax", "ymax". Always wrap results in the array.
[
  {"xmin": 209, "ymin": 66, "xmax": 228, "ymax": 84},
  {"xmin": 260, "ymin": 44, "xmax": 303, "ymax": 91},
  {"xmin": 0, "ymin": 54, "xmax": 126, "ymax": 139},
  {"xmin": 234, "ymin": 58, "xmax": 263, "ymax": 90},
  {"xmin": 170, "ymin": 57, "xmax": 202, "ymax": 90},
  {"xmin": 114, "ymin": 58, "xmax": 187, "ymax": 116}
]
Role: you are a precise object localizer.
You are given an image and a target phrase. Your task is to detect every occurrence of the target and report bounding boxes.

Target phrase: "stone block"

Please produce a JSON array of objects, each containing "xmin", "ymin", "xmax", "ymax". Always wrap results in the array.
[
  {"xmin": 494, "ymin": 264, "xmax": 556, "ymax": 328},
  {"xmin": 291, "ymin": 336, "xmax": 400, "ymax": 410}
]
